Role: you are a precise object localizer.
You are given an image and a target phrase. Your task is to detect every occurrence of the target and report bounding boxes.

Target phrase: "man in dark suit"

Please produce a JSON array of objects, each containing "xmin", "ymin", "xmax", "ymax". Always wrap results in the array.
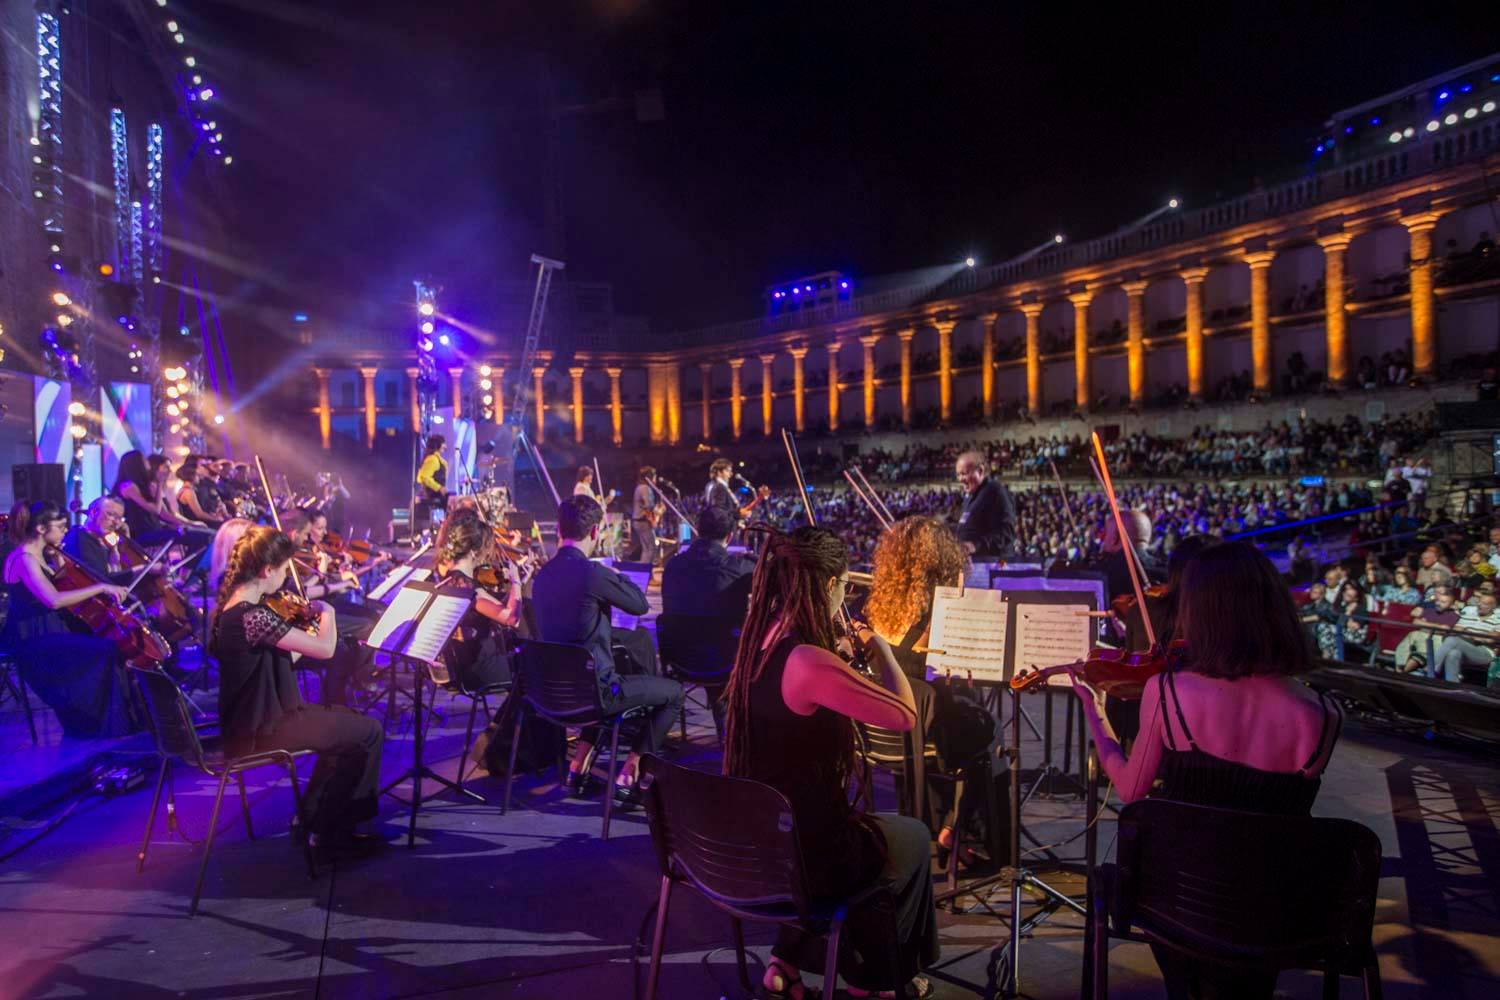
[
  {"xmin": 704, "ymin": 457, "xmax": 739, "ymax": 519},
  {"xmin": 954, "ymin": 451, "xmax": 1016, "ymax": 559},
  {"xmin": 62, "ymin": 496, "xmax": 135, "ymax": 584},
  {"xmin": 531, "ymin": 496, "xmax": 683, "ymax": 806}
]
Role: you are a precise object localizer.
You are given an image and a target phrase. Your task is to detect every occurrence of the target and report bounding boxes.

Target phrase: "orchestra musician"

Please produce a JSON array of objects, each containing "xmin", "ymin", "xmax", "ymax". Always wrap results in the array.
[
  {"xmin": 722, "ymin": 526, "xmax": 936, "ymax": 999},
  {"xmin": 1069, "ymin": 540, "xmax": 1343, "ymax": 999},
  {"xmin": 415, "ymin": 434, "xmax": 449, "ymax": 532},
  {"xmin": 210, "ymin": 518, "xmax": 255, "ymax": 594},
  {"xmin": 176, "ymin": 457, "xmax": 228, "ymax": 529},
  {"xmin": 434, "ymin": 507, "xmax": 523, "ymax": 692},
  {"xmin": 530, "ymin": 496, "xmax": 683, "ymax": 810},
  {"xmin": 1, "ymin": 500, "xmax": 139, "ymax": 738},
  {"xmin": 113, "ymin": 450, "xmax": 212, "ymax": 548},
  {"xmin": 952, "ymin": 450, "xmax": 1016, "ymax": 559},
  {"xmin": 864, "ymin": 515, "xmax": 998, "ymax": 867},
  {"xmin": 62, "ymin": 496, "xmax": 136, "ymax": 585},
  {"xmin": 1096, "ymin": 507, "xmax": 1165, "ymax": 602},
  {"xmin": 211, "ymin": 526, "xmax": 384, "ymax": 855},
  {"xmin": 631, "ymin": 466, "xmax": 664, "ymax": 566},
  {"xmin": 276, "ymin": 507, "xmax": 375, "ymax": 705}
]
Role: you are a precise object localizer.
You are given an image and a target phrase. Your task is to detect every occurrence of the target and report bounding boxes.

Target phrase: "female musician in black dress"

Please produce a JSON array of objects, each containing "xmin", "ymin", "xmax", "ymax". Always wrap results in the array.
[
  {"xmin": 113, "ymin": 450, "xmax": 213, "ymax": 547},
  {"xmin": 434, "ymin": 507, "xmax": 522, "ymax": 691},
  {"xmin": 723, "ymin": 526, "xmax": 936, "ymax": 999},
  {"xmin": 210, "ymin": 526, "xmax": 384, "ymax": 852},
  {"xmin": 1071, "ymin": 540, "xmax": 1343, "ymax": 999},
  {"xmin": 1, "ymin": 501, "xmax": 138, "ymax": 738}
]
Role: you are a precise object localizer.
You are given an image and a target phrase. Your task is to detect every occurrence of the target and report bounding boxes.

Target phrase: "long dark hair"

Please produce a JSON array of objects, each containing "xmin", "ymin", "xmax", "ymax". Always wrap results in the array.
[
  {"xmin": 7, "ymin": 499, "xmax": 65, "ymax": 548},
  {"xmin": 115, "ymin": 450, "xmax": 153, "ymax": 498},
  {"xmin": 723, "ymin": 526, "xmax": 848, "ymax": 779},
  {"xmin": 1178, "ymin": 540, "xmax": 1313, "ymax": 678},
  {"xmin": 212, "ymin": 526, "xmax": 295, "ymax": 632}
]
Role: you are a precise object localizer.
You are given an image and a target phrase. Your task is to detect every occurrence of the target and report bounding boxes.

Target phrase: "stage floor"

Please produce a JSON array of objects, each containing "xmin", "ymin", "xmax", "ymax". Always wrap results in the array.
[{"xmin": 2, "ymin": 668, "xmax": 1499, "ymax": 999}]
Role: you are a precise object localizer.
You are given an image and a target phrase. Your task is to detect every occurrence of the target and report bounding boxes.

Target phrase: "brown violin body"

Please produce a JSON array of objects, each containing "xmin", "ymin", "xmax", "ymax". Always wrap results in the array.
[
  {"xmin": 46, "ymin": 547, "xmax": 172, "ymax": 664},
  {"xmin": 1010, "ymin": 640, "xmax": 1188, "ymax": 700},
  {"xmin": 264, "ymin": 591, "xmax": 321, "ymax": 633},
  {"xmin": 112, "ymin": 533, "xmax": 198, "ymax": 643}
]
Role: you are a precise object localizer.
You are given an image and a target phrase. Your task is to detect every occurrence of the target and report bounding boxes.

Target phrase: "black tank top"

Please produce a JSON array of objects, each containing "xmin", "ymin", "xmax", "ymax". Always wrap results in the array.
[
  {"xmin": 1155, "ymin": 667, "xmax": 1340, "ymax": 817},
  {"xmin": 737, "ymin": 631, "xmax": 884, "ymax": 900}
]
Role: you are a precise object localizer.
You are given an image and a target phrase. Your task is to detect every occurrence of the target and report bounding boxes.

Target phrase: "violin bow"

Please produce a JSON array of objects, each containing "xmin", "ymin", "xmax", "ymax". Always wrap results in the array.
[
  {"xmin": 842, "ymin": 468, "xmax": 893, "ymax": 530},
  {"xmin": 519, "ymin": 430, "xmax": 561, "ymax": 507},
  {"xmin": 852, "ymin": 465, "xmax": 896, "ymax": 525},
  {"xmin": 254, "ymin": 455, "xmax": 307, "ymax": 600},
  {"xmin": 1048, "ymin": 458, "xmax": 1083, "ymax": 541},
  {"xmin": 653, "ymin": 484, "xmax": 698, "ymax": 537},
  {"xmin": 1089, "ymin": 432, "xmax": 1157, "ymax": 650},
  {"xmin": 780, "ymin": 429, "xmax": 817, "ymax": 526}
]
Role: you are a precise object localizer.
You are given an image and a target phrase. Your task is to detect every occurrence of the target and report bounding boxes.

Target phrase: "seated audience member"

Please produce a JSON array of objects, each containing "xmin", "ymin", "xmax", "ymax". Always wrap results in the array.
[
  {"xmin": 1395, "ymin": 586, "xmax": 1461, "ymax": 673},
  {"xmin": 724, "ymin": 526, "xmax": 936, "ymax": 999},
  {"xmin": 1071, "ymin": 541, "xmax": 1342, "ymax": 999},
  {"xmin": 659, "ymin": 505, "xmax": 757, "ymax": 736},
  {"xmin": 1431, "ymin": 592, "xmax": 1500, "ymax": 683},
  {"xmin": 530, "ymin": 495, "xmax": 683, "ymax": 809},
  {"xmin": 1415, "ymin": 545, "xmax": 1454, "ymax": 595}
]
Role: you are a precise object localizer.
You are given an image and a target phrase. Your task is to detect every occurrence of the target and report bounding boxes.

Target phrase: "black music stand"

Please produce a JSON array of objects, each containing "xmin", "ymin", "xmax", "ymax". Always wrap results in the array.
[{"xmin": 365, "ymin": 579, "xmax": 474, "ymax": 848}]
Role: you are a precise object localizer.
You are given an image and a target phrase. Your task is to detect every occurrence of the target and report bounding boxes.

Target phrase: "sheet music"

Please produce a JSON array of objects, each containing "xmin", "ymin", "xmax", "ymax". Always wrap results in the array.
[
  {"xmin": 610, "ymin": 567, "xmax": 653, "ymax": 632},
  {"xmin": 367, "ymin": 565, "xmax": 431, "ymax": 604},
  {"xmin": 925, "ymin": 585, "xmax": 1008, "ymax": 681},
  {"xmin": 1013, "ymin": 602, "xmax": 1093, "ymax": 687},
  {"xmin": 366, "ymin": 585, "xmax": 471, "ymax": 667}
]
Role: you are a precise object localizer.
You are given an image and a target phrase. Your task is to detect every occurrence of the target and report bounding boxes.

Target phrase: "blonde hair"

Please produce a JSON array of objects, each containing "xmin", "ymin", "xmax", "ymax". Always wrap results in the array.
[
  {"xmin": 209, "ymin": 518, "xmax": 254, "ymax": 593},
  {"xmin": 865, "ymin": 516, "xmax": 967, "ymax": 639}
]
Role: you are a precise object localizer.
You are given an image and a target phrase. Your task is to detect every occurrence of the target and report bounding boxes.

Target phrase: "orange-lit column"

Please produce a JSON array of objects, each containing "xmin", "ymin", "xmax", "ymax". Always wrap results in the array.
[
  {"xmin": 360, "ymin": 366, "xmax": 378, "ymax": 449},
  {"xmin": 606, "ymin": 367, "xmax": 623, "ymax": 445},
  {"xmin": 980, "ymin": 313, "xmax": 997, "ymax": 420},
  {"xmin": 728, "ymin": 358, "xmax": 744, "ymax": 441},
  {"xmin": 647, "ymin": 364, "xmax": 668, "ymax": 444},
  {"xmin": 698, "ymin": 362, "xmax": 713, "ymax": 440},
  {"xmin": 789, "ymin": 346, "xmax": 808, "ymax": 433},
  {"xmin": 490, "ymin": 365, "xmax": 505, "ymax": 420},
  {"xmin": 1317, "ymin": 233, "xmax": 1353, "ymax": 388},
  {"xmin": 1245, "ymin": 250, "xmax": 1276, "ymax": 395},
  {"xmin": 935, "ymin": 320, "xmax": 955, "ymax": 423},
  {"xmin": 1021, "ymin": 303, "xmax": 1043, "ymax": 416},
  {"xmin": 448, "ymin": 366, "xmax": 463, "ymax": 419},
  {"xmin": 1180, "ymin": 267, "xmax": 1208, "ymax": 401},
  {"xmin": 826, "ymin": 341, "xmax": 841, "ymax": 432},
  {"xmin": 314, "ymin": 368, "xmax": 331, "ymax": 450},
  {"xmin": 898, "ymin": 328, "xmax": 915, "ymax": 427},
  {"xmin": 569, "ymin": 366, "xmax": 586, "ymax": 443},
  {"xmin": 665, "ymin": 362, "xmax": 682, "ymax": 445},
  {"xmin": 1123, "ymin": 280, "xmax": 1148, "ymax": 406},
  {"xmin": 859, "ymin": 333, "xmax": 879, "ymax": 428},
  {"xmin": 405, "ymin": 367, "xmax": 420, "ymax": 433},
  {"xmin": 1403, "ymin": 214, "xmax": 1441, "ymax": 380},
  {"xmin": 1069, "ymin": 290, "xmax": 1093, "ymax": 410},
  {"xmin": 759, "ymin": 353, "xmax": 775, "ymax": 436},
  {"xmin": 532, "ymin": 365, "xmax": 546, "ymax": 439}
]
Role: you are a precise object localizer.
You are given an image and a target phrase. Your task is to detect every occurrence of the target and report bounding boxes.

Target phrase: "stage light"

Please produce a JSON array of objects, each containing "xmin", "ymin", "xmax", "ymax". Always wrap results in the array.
[
  {"xmin": 199, "ymin": 86, "xmax": 214, "ymax": 100},
  {"xmin": 177, "ymin": 446, "xmax": 189, "ymax": 456},
  {"xmin": 438, "ymin": 333, "xmax": 450, "ymax": 346},
  {"xmin": 173, "ymin": 33, "xmax": 184, "ymax": 44},
  {"xmin": 1485, "ymin": 102, "xmax": 1497, "ymax": 114},
  {"xmin": 166, "ymin": 403, "xmax": 180, "ymax": 416},
  {"xmin": 51, "ymin": 292, "xmax": 69, "ymax": 306},
  {"xmin": 155, "ymin": 0, "xmax": 166, "ymax": 6},
  {"xmin": 432, "ymin": 414, "xmax": 444, "ymax": 424},
  {"xmin": 166, "ymin": 19, "xmax": 178, "ymax": 31},
  {"xmin": 130, "ymin": 366, "xmax": 139, "ymax": 374},
  {"xmin": 792, "ymin": 288, "xmax": 800, "ymax": 295},
  {"xmin": 1465, "ymin": 107, "xmax": 1478, "ymax": 119},
  {"xmin": 213, "ymin": 414, "xmax": 225, "ymax": 425},
  {"xmin": 184, "ymin": 56, "xmax": 195, "ymax": 67},
  {"xmin": 1461, "ymin": 83, "xmax": 1473, "ymax": 93},
  {"xmin": 1438, "ymin": 90, "xmax": 1450, "ymax": 101},
  {"xmin": 179, "ymin": 325, "xmax": 189, "ymax": 336},
  {"xmin": 1053, "ymin": 234, "xmax": 1064, "ymax": 243},
  {"xmin": 482, "ymin": 394, "xmax": 493, "ymax": 405},
  {"xmin": 1427, "ymin": 120, "xmax": 1440, "ymax": 131},
  {"xmin": 419, "ymin": 338, "xmax": 433, "ymax": 352},
  {"xmin": 224, "ymin": 157, "xmax": 233, "ymax": 166},
  {"xmin": 420, "ymin": 321, "xmax": 433, "ymax": 334},
  {"xmin": 480, "ymin": 378, "xmax": 492, "ymax": 390},
  {"xmin": 98, "ymin": 263, "xmax": 114, "ymax": 276},
  {"xmin": 192, "ymin": 74, "xmax": 202, "ymax": 85},
  {"xmin": 479, "ymin": 364, "xmax": 492, "ymax": 376},
  {"xmin": 1168, "ymin": 198, "xmax": 1180, "ymax": 208},
  {"xmin": 1445, "ymin": 113, "xmax": 1458, "ymax": 125},
  {"xmin": 69, "ymin": 424, "xmax": 85, "ymax": 439},
  {"xmin": 418, "ymin": 302, "xmax": 435, "ymax": 317},
  {"xmin": 965, "ymin": 257, "xmax": 975, "ymax": 268},
  {"xmin": 67, "ymin": 401, "xmax": 85, "ymax": 416},
  {"xmin": 166, "ymin": 386, "xmax": 179, "ymax": 399},
  {"xmin": 56, "ymin": 314, "xmax": 71, "ymax": 327},
  {"xmin": 177, "ymin": 380, "xmax": 189, "ymax": 392},
  {"xmin": 1388, "ymin": 132, "xmax": 1402, "ymax": 143},
  {"xmin": 839, "ymin": 280, "xmax": 849, "ymax": 289}
]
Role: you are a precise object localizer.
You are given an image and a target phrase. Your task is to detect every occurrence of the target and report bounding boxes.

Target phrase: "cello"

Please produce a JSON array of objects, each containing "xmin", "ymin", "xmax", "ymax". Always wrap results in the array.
[
  {"xmin": 46, "ymin": 545, "xmax": 172, "ymax": 665},
  {"xmin": 111, "ymin": 531, "xmax": 199, "ymax": 643}
]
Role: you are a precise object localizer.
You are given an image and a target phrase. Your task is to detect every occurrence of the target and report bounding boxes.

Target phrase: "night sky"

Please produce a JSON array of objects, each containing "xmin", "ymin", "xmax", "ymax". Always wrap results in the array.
[{"xmin": 194, "ymin": 1, "xmax": 1499, "ymax": 334}]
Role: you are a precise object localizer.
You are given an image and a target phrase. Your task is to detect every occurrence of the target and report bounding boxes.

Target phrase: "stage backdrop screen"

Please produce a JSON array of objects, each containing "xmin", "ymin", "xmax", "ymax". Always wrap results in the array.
[
  {"xmin": 32, "ymin": 377, "xmax": 73, "ymax": 481},
  {"xmin": 101, "ymin": 381, "xmax": 152, "ymax": 490}
]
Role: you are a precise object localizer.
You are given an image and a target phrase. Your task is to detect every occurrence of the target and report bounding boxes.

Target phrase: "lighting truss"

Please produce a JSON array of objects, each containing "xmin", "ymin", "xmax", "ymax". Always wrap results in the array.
[
  {"xmin": 130, "ymin": 200, "xmax": 145, "ymax": 286},
  {"xmin": 110, "ymin": 109, "xmax": 132, "ymax": 275},
  {"xmin": 35, "ymin": 11, "xmax": 63, "ymax": 238},
  {"xmin": 145, "ymin": 124, "xmax": 164, "ymax": 275},
  {"xmin": 145, "ymin": 124, "xmax": 165, "ymax": 448}
]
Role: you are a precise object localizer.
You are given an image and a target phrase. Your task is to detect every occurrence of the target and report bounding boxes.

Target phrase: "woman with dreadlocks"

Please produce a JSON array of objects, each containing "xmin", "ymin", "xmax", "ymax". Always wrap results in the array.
[{"xmin": 723, "ymin": 526, "xmax": 937, "ymax": 1000}]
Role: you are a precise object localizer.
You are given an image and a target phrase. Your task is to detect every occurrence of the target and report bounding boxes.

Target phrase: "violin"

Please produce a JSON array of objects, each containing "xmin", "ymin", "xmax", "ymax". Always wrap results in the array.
[
  {"xmin": 109, "ymin": 532, "xmax": 199, "ymax": 643},
  {"xmin": 45, "ymin": 545, "xmax": 172, "ymax": 664},
  {"xmin": 1010, "ymin": 640, "xmax": 1188, "ymax": 700},
  {"xmin": 320, "ymin": 529, "xmax": 388, "ymax": 568},
  {"xmin": 1109, "ymin": 582, "xmax": 1170, "ymax": 618},
  {"xmin": 264, "ymin": 591, "xmax": 321, "ymax": 633}
]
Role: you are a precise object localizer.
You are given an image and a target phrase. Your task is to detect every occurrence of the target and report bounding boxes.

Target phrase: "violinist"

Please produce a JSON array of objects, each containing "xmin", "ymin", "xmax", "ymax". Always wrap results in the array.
[
  {"xmin": 864, "ymin": 516, "xmax": 997, "ymax": 867},
  {"xmin": 113, "ymin": 451, "xmax": 210, "ymax": 547},
  {"xmin": 211, "ymin": 526, "xmax": 384, "ymax": 855},
  {"xmin": 1069, "ymin": 540, "xmax": 1342, "ymax": 999},
  {"xmin": 176, "ymin": 458, "xmax": 228, "ymax": 529},
  {"xmin": 1, "ymin": 500, "xmax": 139, "ymax": 738},
  {"xmin": 62, "ymin": 497, "xmax": 135, "ymax": 584},
  {"xmin": 722, "ymin": 526, "xmax": 936, "ymax": 999},
  {"xmin": 434, "ymin": 508, "xmax": 522, "ymax": 691},
  {"xmin": 316, "ymin": 471, "xmax": 351, "ymax": 535},
  {"xmin": 277, "ymin": 507, "xmax": 375, "ymax": 705}
]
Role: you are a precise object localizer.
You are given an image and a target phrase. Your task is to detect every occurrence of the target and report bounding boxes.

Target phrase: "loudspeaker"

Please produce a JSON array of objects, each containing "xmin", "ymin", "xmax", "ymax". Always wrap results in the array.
[{"xmin": 12, "ymin": 463, "xmax": 66, "ymax": 507}]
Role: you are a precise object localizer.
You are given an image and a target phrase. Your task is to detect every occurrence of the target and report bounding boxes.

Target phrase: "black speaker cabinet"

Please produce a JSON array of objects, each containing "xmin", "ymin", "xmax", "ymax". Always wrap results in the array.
[{"xmin": 12, "ymin": 463, "xmax": 66, "ymax": 507}]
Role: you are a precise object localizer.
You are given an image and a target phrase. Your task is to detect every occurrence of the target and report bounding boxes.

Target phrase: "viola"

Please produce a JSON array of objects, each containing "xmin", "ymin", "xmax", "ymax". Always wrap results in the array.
[
  {"xmin": 110, "ymin": 532, "xmax": 199, "ymax": 643},
  {"xmin": 1010, "ymin": 640, "xmax": 1188, "ymax": 700},
  {"xmin": 45, "ymin": 546, "xmax": 172, "ymax": 664},
  {"xmin": 264, "ymin": 591, "xmax": 321, "ymax": 633}
]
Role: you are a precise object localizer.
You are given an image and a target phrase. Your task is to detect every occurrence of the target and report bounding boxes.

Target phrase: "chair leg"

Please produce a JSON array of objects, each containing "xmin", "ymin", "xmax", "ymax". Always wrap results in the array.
[
  {"xmin": 678, "ymin": 686, "xmax": 688, "ymax": 744},
  {"xmin": 502, "ymin": 709, "xmax": 524, "ymax": 815},
  {"xmin": 645, "ymin": 874, "xmax": 674, "ymax": 1000},
  {"xmin": 137, "ymin": 758, "xmax": 169, "ymax": 873},
  {"xmin": 1323, "ymin": 968, "xmax": 1340, "ymax": 1000},
  {"xmin": 191, "ymin": 769, "xmax": 233, "ymax": 917},
  {"xmin": 236, "ymin": 773, "xmax": 254, "ymax": 840},
  {"xmin": 3, "ymin": 665, "xmax": 38, "ymax": 745},
  {"xmin": 457, "ymin": 695, "xmax": 481, "ymax": 794},
  {"xmin": 602, "ymin": 717, "xmax": 623, "ymax": 841},
  {"xmin": 1363, "ymin": 956, "xmax": 1383, "ymax": 1000},
  {"xmin": 731, "ymin": 916, "xmax": 750, "ymax": 991},
  {"xmin": 824, "ymin": 905, "xmax": 848, "ymax": 998},
  {"xmin": 1088, "ymin": 882, "xmax": 1109, "ymax": 1000},
  {"xmin": 285, "ymin": 761, "xmax": 317, "ymax": 880}
]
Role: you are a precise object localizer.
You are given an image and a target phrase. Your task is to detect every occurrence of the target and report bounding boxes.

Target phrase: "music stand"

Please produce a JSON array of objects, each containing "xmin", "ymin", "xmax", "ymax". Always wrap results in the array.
[{"xmin": 365, "ymin": 579, "xmax": 473, "ymax": 848}]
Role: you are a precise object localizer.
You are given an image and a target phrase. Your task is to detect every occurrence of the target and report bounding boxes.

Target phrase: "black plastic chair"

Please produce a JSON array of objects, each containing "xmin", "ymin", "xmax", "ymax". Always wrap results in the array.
[
  {"xmin": 655, "ymin": 612, "xmax": 741, "ymax": 742},
  {"xmin": 638, "ymin": 755, "xmax": 910, "ymax": 1000},
  {"xmin": 1090, "ymin": 799, "xmax": 1384, "ymax": 999},
  {"xmin": 131, "ymin": 667, "xmax": 318, "ymax": 916},
  {"xmin": 444, "ymin": 632, "xmax": 516, "ymax": 800},
  {"xmin": 502, "ymin": 640, "xmax": 644, "ymax": 840},
  {"xmin": 0, "ymin": 651, "xmax": 39, "ymax": 745}
]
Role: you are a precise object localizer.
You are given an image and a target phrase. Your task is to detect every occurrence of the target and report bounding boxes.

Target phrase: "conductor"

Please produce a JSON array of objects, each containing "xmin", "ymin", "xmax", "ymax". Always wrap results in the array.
[{"xmin": 953, "ymin": 450, "xmax": 1015, "ymax": 559}]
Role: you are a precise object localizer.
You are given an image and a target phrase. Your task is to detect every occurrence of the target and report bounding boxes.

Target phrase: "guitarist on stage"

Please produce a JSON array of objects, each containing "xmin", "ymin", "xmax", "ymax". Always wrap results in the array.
[
  {"xmin": 632, "ymin": 466, "xmax": 666, "ymax": 566},
  {"xmin": 705, "ymin": 457, "xmax": 770, "ymax": 542},
  {"xmin": 415, "ymin": 434, "xmax": 449, "ymax": 534}
]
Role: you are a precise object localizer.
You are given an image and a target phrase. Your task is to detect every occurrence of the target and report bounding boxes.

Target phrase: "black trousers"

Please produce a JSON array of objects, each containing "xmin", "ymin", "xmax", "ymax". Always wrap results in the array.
[
  {"xmin": 256, "ymin": 705, "xmax": 383, "ymax": 838},
  {"xmin": 603, "ymin": 673, "xmax": 684, "ymax": 756}
]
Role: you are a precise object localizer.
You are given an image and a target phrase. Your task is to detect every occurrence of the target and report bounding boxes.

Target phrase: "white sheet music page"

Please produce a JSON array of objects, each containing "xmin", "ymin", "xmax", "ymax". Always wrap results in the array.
[
  {"xmin": 1014, "ymin": 602, "xmax": 1093, "ymax": 687},
  {"xmin": 925, "ymin": 585, "xmax": 1008, "ymax": 681},
  {"xmin": 367, "ymin": 565, "xmax": 430, "ymax": 604},
  {"xmin": 609, "ymin": 568, "xmax": 652, "ymax": 632},
  {"xmin": 366, "ymin": 586, "xmax": 470, "ymax": 665}
]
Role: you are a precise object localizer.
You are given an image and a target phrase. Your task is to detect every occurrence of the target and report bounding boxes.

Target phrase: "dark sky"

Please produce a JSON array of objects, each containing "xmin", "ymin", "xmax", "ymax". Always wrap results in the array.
[{"xmin": 192, "ymin": 0, "xmax": 1499, "ymax": 333}]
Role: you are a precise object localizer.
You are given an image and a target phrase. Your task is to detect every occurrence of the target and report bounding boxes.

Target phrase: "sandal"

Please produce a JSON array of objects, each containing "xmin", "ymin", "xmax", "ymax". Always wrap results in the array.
[{"xmin": 762, "ymin": 957, "xmax": 821, "ymax": 999}]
